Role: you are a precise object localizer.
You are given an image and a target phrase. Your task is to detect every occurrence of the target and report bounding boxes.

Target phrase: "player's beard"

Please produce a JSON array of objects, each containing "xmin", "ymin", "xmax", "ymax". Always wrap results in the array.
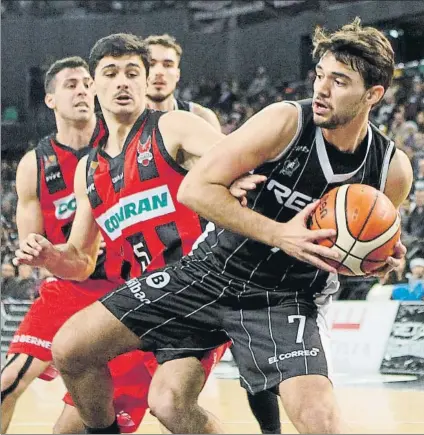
[
  {"xmin": 314, "ymin": 112, "xmax": 355, "ymax": 129},
  {"xmin": 146, "ymin": 91, "xmax": 174, "ymax": 103},
  {"xmin": 314, "ymin": 97, "xmax": 364, "ymax": 129}
]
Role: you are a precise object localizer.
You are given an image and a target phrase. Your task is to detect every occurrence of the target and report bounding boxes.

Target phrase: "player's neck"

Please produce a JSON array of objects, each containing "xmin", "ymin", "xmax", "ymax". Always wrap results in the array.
[
  {"xmin": 321, "ymin": 113, "xmax": 369, "ymax": 153},
  {"xmin": 102, "ymin": 108, "xmax": 144, "ymax": 155},
  {"xmin": 147, "ymin": 96, "xmax": 175, "ymax": 112},
  {"xmin": 55, "ymin": 115, "xmax": 97, "ymax": 150}
]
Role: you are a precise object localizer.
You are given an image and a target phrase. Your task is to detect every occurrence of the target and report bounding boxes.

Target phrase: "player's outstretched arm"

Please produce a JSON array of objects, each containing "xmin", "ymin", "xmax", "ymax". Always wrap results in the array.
[
  {"xmin": 14, "ymin": 156, "xmax": 101, "ymax": 281},
  {"xmin": 178, "ymin": 102, "xmax": 340, "ymax": 273},
  {"xmin": 15, "ymin": 150, "xmax": 44, "ymax": 240}
]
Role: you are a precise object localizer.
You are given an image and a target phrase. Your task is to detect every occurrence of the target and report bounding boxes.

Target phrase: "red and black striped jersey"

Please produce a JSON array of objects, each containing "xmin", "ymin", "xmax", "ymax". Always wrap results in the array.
[
  {"xmin": 36, "ymin": 134, "xmax": 88, "ymax": 244},
  {"xmin": 35, "ymin": 117, "xmax": 111, "ymax": 286},
  {"xmin": 86, "ymin": 109, "xmax": 205, "ymax": 282}
]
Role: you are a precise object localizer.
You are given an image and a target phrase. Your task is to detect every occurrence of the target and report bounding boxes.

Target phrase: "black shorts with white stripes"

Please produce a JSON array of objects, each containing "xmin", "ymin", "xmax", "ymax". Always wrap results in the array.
[{"xmin": 100, "ymin": 258, "xmax": 331, "ymax": 394}]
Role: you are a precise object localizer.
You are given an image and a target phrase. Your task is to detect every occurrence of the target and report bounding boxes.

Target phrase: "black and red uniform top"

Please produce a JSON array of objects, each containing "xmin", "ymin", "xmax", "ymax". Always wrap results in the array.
[
  {"xmin": 35, "ymin": 117, "xmax": 113, "ymax": 290},
  {"xmin": 85, "ymin": 109, "xmax": 206, "ymax": 281}
]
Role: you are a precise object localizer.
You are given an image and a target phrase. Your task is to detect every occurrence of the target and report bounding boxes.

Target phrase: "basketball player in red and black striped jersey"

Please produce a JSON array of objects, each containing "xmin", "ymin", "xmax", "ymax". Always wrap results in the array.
[
  {"xmin": 3, "ymin": 57, "xmax": 165, "ymax": 435},
  {"xmin": 145, "ymin": 33, "xmax": 282, "ymax": 434},
  {"xmin": 0, "ymin": 57, "xmax": 117, "ymax": 434},
  {"xmin": 14, "ymin": 35, "xmax": 264, "ymax": 434}
]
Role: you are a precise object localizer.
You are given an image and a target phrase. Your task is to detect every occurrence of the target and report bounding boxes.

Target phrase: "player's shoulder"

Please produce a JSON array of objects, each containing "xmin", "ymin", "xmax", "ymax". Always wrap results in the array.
[
  {"xmin": 384, "ymin": 147, "xmax": 413, "ymax": 208},
  {"xmin": 34, "ymin": 133, "xmax": 55, "ymax": 151},
  {"xmin": 263, "ymin": 101, "xmax": 300, "ymax": 116},
  {"xmin": 160, "ymin": 107, "xmax": 200, "ymax": 127},
  {"xmin": 390, "ymin": 147, "xmax": 413, "ymax": 173},
  {"xmin": 16, "ymin": 149, "xmax": 38, "ymax": 194},
  {"xmin": 190, "ymin": 102, "xmax": 217, "ymax": 118},
  {"xmin": 17, "ymin": 148, "xmax": 37, "ymax": 172},
  {"xmin": 248, "ymin": 101, "xmax": 300, "ymax": 129},
  {"xmin": 369, "ymin": 121, "xmax": 393, "ymax": 144}
]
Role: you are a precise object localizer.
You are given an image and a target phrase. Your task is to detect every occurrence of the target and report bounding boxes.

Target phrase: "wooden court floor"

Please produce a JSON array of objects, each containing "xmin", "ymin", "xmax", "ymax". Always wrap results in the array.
[{"xmin": 7, "ymin": 374, "xmax": 424, "ymax": 434}]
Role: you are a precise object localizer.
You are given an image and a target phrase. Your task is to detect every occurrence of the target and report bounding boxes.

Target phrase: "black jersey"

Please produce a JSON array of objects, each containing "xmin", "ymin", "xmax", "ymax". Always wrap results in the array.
[
  {"xmin": 190, "ymin": 99, "xmax": 396, "ymax": 293},
  {"xmin": 174, "ymin": 98, "xmax": 193, "ymax": 112}
]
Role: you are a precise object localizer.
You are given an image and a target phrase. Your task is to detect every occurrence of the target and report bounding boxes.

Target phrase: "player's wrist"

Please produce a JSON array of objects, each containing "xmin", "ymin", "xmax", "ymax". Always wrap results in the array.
[
  {"xmin": 268, "ymin": 221, "xmax": 288, "ymax": 250},
  {"xmin": 44, "ymin": 245, "xmax": 62, "ymax": 271}
]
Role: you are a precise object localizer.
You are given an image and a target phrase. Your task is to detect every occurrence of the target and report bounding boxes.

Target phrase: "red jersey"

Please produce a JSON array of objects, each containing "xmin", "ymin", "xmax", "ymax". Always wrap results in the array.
[
  {"xmin": 86, "ymin": 109, "xmax": 206, "ymax": 281},
  {"xmin": 35, "ymin": 117, "xmax": 111, "ymax": 286}
]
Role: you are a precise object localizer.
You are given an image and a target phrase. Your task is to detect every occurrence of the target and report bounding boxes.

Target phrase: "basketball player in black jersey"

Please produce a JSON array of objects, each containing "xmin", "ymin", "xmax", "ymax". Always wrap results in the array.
[
  {"xmin": 146, "ymin": 32, "xmax": 282, "ymax": 434},
  {"xmin": 145, "ymin": 34, "xmax": 221, "ymax": 131},
  {"xmin": 50, "ymin": 19, "xmax": 412, "ymax": 434}
]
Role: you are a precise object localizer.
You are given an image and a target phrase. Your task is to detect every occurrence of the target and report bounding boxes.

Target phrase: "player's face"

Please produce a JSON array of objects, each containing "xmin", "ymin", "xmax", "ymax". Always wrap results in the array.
[
  {"xmin": 147, "ymin": 45, "xmax": 180, "ymax": 103},
  {"xmin": 46, "ymin": 67, "xmax": 94, "ymax": 122},
  {"xmin": 313, "ymin": 52, "xmax": 371, "ymax": 129},
  {"xmin": 95, "ymin": 55, "xmax": 147, "ymax": 117}
]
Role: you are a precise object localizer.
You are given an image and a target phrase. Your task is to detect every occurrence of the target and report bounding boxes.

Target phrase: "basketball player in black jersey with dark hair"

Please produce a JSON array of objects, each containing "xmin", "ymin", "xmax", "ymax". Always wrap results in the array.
[
  {"xmin": 50, "ymin": 19, "xmax": 413, "ymax": 434},
  {"xmin": 146, "ymin": 32, "xmax": 282, "ymax": 434},
  {"xmin": 145, "ymin": 34, "xmax": 221, "ymax": 130}
]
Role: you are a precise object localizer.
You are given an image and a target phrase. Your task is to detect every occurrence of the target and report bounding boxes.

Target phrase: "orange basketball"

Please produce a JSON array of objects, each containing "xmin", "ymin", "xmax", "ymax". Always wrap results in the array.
[{"xmin": 308, "ymin": 184, "xmax": 401, "ymax": 276}]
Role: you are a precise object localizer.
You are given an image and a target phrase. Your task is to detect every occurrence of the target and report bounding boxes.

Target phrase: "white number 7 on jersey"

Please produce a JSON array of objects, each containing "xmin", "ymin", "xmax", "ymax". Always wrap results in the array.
[{"xmin": 288, "ymin": 315, "xmax": 306, "ymax": 344}]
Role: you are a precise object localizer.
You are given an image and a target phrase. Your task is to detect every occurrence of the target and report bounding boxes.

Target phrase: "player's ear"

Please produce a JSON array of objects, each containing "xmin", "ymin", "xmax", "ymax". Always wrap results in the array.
[
  {"xmin": 366, "ymin": 85, "xmax": 385, "ymax": 107},
  {"xmin": 45, "ymin": 93, "xmax": 55, "ymax": 110},
  {"xmin": 176, "ymin": 67, "xmax": 181, "ymax": 84}
]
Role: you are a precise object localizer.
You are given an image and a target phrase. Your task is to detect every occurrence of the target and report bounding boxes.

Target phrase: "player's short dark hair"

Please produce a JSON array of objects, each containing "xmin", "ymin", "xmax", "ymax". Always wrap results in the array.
[
  {"xmin": 313, "ymin": 17, "xmax": 395, "ymax": 92},
  {"xmin": 44, "ymin": 56, "xmax": 89, "ymax": 93},
  {"xmin": 144, "ymin": 34, "xmax": 183, "ymax": 60},
  {"xmin": 89, "ymin": 33, "xmax": 150, "ymax": 77}
]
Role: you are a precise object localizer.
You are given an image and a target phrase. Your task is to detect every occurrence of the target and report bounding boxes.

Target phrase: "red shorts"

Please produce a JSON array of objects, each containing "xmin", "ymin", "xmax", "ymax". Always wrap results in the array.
[
  {"xmin": 7, "ymin": 277, "xmax": 116, "ymax": 361},
  {"xmin": 63, "ymin": 343, "xmax": 230, "ymax": 433},
  {"xmin": 9, "ymin": 275, "xmax": 229, "ymax": 433}
]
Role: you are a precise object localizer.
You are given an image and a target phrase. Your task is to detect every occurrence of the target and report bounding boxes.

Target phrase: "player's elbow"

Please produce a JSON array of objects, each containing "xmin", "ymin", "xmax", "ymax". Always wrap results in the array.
[
  {"xmin": 73, "ymin": 255, "xmax": 96, "ymax": 282},
  {"xmin": 73, "ymin": 270, "xmax": 92, "ymax": 282},
  {"xmin": 76, "ymin": 258, "xmax": 96, "ymax": 281},
  {"xmin": 177, "ymin": 176, "xmax": 200, "ymax": 208}
]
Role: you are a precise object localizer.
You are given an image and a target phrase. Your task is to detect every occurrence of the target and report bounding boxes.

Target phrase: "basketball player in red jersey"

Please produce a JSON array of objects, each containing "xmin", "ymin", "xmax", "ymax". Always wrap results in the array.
[
  {"xmin": 0, "ymin": 56, "xmax": 116, "ymax": 434},
  {"xmin": 146, "ymin": 32, "xmax": 282, "ymax": 435},
  {"xmin": 2, "ymin": 56, "xmax": 185, "ymax": 435},
  {"xmin": 14, "ymin": 34, "xmax": 263, "ymax": 434}
]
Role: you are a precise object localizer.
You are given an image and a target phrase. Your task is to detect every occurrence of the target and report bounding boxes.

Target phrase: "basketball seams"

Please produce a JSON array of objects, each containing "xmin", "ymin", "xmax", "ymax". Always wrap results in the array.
[
  {"xmin": 336, "ymin": 185, "xmax": 379, "ymax": 272},
  {"xmin": 360, "ymin": 228, "xmax": 401, "ymax": 271},
  {"xmin": 355, "ymin": 211, "xmax": 399, "ymax": 244},
  {"xmin": 311, "ymin": 214, "xmax": 337, "ymax": 248},
  {"xmin": 309, "ymin": 184, "xmax": 400, "ymax": 276},
  {"xmin": 334, "ymin": 184, "xmax": 357, "ymax": 252}
]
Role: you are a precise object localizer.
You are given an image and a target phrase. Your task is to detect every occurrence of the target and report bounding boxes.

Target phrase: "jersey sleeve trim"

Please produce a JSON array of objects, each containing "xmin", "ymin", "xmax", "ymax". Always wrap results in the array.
[
  {"xmin": 34, "ymin": 148, "xmax": 42, "ymax": 200},
  {"xmin": 378, "ymin": 139, "xmax": 395, "ymax": 192},
  {"xmin": 267, "ymin": 100, "xmax": 303, "ymax": 163},
  {"xmin": 155, "ymin": 113, "xmax": 188, "ymax": 176}
]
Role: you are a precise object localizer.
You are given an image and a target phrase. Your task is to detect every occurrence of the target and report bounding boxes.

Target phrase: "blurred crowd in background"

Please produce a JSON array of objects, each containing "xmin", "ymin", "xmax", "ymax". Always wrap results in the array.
[{"xmin": 1, "ymin": 61, "xmax": 424, "ymax": 302}]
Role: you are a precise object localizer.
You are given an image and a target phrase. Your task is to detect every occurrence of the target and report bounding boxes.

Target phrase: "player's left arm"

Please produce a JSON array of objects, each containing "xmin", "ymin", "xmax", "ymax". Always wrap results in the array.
[
  {"xmin": 375, "ymin": 148, "xmax": 414, "ymax": 276},
  {"xmin": 190, "ymin": 103, "xmax": 222, "ymax": 132},
  {"xmin": 159, "ymin": 110, "xmax": 266, "ymax": 203},
  {"xmin": 383, "ymin": 149, "xmax": 413, "ymax": 209}
]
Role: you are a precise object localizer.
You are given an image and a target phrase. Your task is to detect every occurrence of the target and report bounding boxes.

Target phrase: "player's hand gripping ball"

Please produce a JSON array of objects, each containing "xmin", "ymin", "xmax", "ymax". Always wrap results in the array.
[{"xmin": 308, "ymin": 184, "xmax": 401, "ymax": 276}]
